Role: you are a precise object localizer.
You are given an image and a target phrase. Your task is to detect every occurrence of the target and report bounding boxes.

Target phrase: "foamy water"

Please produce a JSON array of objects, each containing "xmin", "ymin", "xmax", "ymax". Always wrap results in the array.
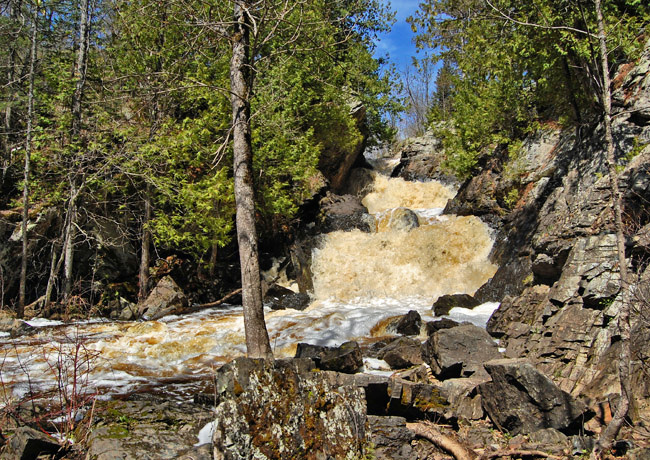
[{"xmin": 0, "ymin": 174, "xmax": 499, "ymax": 401}]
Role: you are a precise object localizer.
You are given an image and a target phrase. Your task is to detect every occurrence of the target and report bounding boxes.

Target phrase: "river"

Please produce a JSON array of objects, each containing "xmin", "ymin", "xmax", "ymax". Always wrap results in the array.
[{"xmin": 0, "ymin": 168, "xmax": 498, "ymax": 404}]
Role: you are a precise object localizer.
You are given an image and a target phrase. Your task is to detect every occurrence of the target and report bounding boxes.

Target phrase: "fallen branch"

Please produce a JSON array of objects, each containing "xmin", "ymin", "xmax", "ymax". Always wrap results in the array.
[
  {"xmin": 406, "ymin": 421, "xmax": 477, "ymax": 460},
  {"xmin": 190, "ymin": 288, "xmax": 243, "ymax": 311},
  {"xmin": 480, "ymin": 449, "xmax": 564, "ymax": 460}
]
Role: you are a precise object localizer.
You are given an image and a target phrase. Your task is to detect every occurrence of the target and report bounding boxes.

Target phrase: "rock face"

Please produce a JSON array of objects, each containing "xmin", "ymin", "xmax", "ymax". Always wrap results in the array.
[
  {"xmin": 211, "ymin": 358, "xmax": 370, "ymax": 459},
  {"xmin": 479, "ymin": 359, "xmax": 588, "ymax": 435},
  {"xmin": 318, "ymin": 101, "xmax": 368, "ymax": 192},
  {"xmin": 138, "ymin": 276, "xmax": 188, "ymax": 320},
  {"xmin": 423, "ymin": 324, "xmax": 502, "ymax": 380},
  {"xmin": 391, "ymin": 130, "xmax": 459, "ymax": 185},
  {"xmin": 443, "ymin": 41, "xmax": 650, "ymax": 423}
]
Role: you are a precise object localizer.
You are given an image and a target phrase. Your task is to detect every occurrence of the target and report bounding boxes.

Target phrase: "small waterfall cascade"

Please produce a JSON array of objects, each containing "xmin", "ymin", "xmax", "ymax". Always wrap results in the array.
[{"xmin": 0, "ymin": 170, "xmax": 498, "ymax": 401}]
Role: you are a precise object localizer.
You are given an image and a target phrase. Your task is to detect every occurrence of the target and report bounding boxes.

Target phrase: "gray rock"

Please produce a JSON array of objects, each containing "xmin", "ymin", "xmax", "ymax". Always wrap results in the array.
[
  {"xmin": 85, "ymin": 398, "xmax": 214, "ymax": 460},
  {"xmin": 376, "ymin": 207, "xmax": 419, "ymax": 232},
  {"xmin": 378, "ymin": 337, "xmax": 423, "ymax": 369},
  {"xmin": 425, "ymin": 318, "xmax": 461, "ymax": 336},
  {"xmin": 479, "ymin": 358, "xmax": 588, "ymax": 435},
  {"xmin": 138, "ymin": 276, "xmax": 188, "ymax": 320},
  {"xmin": 395, "ymin": 310, "xmax": 421, "ymax": 336},
  {"xmin": 295, "ymin": 341, "xmax": 364, "ymax": 373},
  {"xmin": 440, "ymin": 378, "xmax": 486, "ymax": 421},
  {"xmin": 423, "ymin": 324, "xmax": 502, "ymax": 380},
  {"xmin": 212, "ymin": 358, "xmax": 370, "ymax": 459},
  {"xmin": 0, "ymin": 426, "xmax": 61, "ymax": 460},
  {"xmin": 320, "ymin": 341, "xmax": 364, "ymax": 373},
  {"xmin": 432, "ymin": 293, "xmax": 480, "ymax": 316}
]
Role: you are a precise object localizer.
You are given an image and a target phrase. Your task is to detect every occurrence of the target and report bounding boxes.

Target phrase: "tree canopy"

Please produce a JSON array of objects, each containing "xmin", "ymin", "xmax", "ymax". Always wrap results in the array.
[
  {"xmin": 0, "ymin": 0, "xmax": 399, "ymax": 310},
  {"xmin": 409, "ymin": 0, "xmax": 649, "ymax": 178}
]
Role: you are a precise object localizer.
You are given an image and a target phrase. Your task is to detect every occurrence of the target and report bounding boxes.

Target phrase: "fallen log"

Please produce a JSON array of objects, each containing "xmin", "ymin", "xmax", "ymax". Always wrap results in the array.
[
  {"xmin": 406, "ymin": 421, "xmax": 477, "ymax": 460},
  {"xmin": 188, "ymin": 288, "xmax": 242, "ymax": 312}
]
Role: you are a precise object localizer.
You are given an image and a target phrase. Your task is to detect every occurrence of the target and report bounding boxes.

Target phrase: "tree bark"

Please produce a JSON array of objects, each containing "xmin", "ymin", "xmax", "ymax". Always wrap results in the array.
[
  {"xmin": 61, "ymin": 179, "xmax": 82, "ymax": 303},
  {"xmin": 138, "ymin": 187, "xmax": 152, "ymax": 301},
  {"xmin": 71, "ymin": 0, "xmax": 90, "ymax": 137},
  {"xmin": 2, "ymin": 0, "xmax": 22, "ymax": 171},
  {"xmin": 18, "ymin": 4, "xmax": 39, "ymax": 318},
  {"xmin": 229, "ymin": 0, "xmax": 273, "ymax": 359},
  {"xmin": 592, "ymin": 0, "xmax": 632, "ymax": 454}
]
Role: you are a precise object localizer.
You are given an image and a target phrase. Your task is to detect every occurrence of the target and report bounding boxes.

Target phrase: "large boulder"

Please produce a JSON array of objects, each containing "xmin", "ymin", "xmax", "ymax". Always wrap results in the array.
[
  {"xmin": 318, "ymin": 193, "xmax": 374, "ymax": 233},
  {"xmin": 423, "ymin": 324, "xmax": 502, "ymax": 380},
  {"xmin": 1, "ymin": 426, "xmax": 61, "ymax": 460},
  {"xmin": 479, "ymin": 358, "xmax": 588, "ymax": 435},
  {"xmin": 138, "ymin": 276, "xmax": 188, "ymax": 320},
  {"xmin": 295, "ymin": 341, "xmax": 364, "ymax": 374},
  {"xmin": 211, "ymin": 358, "xmax": 370, "ymax": 459},
  {"xmin": 378, "ymin": 337, "xmax": 423, "ymax": 369}
]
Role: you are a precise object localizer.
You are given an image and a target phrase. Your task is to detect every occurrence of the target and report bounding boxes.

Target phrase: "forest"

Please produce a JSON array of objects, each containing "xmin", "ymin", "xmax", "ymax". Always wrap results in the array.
[
  {"xmin": 0, "ymin": 0, "xmax": 399, "ymax": 317},
  {"xmin": 1, "ymin": 0, "xmax": 650, "ymax": 457}
]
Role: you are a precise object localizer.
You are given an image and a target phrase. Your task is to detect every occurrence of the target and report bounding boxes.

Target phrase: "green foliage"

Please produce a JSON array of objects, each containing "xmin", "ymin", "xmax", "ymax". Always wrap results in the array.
[
  {"xmin": 410, "ymin": 0, "xmax": 650, "ymax": 178},
  {"xmin": 0, "ymin": 0, "xmax": 400, "ymax": 306}
]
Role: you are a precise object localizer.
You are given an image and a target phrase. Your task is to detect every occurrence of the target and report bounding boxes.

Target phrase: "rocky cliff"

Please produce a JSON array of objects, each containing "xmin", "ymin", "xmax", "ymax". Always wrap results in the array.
[{"xmin": 431, "ymin": 40, "xmax": 650, "ymax": 426}]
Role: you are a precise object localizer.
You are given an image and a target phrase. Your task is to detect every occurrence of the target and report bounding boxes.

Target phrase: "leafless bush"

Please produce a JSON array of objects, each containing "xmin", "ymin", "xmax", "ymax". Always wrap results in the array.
[{"xmin": 0, "ymin": 328, "xmax": 99, "ymax": 449}]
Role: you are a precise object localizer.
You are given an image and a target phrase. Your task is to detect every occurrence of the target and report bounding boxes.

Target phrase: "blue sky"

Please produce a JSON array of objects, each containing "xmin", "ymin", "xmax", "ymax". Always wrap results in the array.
[{"xmin": 374, "ymin": 0, "xmax": 423, "ymax": 70}]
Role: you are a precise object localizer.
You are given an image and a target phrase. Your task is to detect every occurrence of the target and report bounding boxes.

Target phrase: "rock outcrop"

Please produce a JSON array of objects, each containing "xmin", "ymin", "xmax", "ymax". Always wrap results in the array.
[
  {"xmin": 445, "ymin": 40, "xmax": 650, "ymax": 425},
  {"xmin": 138, "ymin": 276, "xmax": 188, "ymax": 320},
  {"xmin": 391, "ymin": 130, "xmax": 459, "ymax": 185},
  {"xmin": 211, "ymin": 358, "xmax": 370, "ymax": 459}
]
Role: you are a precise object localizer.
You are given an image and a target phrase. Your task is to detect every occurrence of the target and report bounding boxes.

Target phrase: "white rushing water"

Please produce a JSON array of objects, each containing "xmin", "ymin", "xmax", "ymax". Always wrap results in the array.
[{"xmin": 0, "ymin": 172, "xmax": 498, "ymax": 402}]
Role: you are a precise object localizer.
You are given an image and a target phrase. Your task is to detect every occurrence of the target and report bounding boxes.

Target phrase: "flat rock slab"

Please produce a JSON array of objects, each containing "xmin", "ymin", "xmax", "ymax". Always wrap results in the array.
[{"xmin": 85, "ymin": 398, "xmax": 214, "ymax": 460}]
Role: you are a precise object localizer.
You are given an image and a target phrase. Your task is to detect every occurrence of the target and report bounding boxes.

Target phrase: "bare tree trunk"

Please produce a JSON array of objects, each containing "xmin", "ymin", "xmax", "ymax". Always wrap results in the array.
[
  {"xmin": 44, "ymin": 239, "xmax": 62, "ymax": 308},
  {"xmin": 592, "ymin": 0, "xmax": 632, "ymax": 454},
  {"xmin": 138, "ymin": 187, "xmax": 151, "ymax": 301},
  {"xmin": 71, "ymin": 0, "xmax": 90, "ymax": 137},
  {"xmin": 3, "ymin": 0, "xmax": 22, "ymax": 171},
  {"xmin": 63, "ymin": 180, "xmax": 78, "ymax": 302},
  {"xmin": 18, "ymin": 4, "xmax": 38, "ymax": 318},
  {"xmin": 230, "ymin": 0, "xmax": 272, "ymax": 359},
  {"xmin": 209, "ymin": 242, "xmax": 218, "ymax": 278}
]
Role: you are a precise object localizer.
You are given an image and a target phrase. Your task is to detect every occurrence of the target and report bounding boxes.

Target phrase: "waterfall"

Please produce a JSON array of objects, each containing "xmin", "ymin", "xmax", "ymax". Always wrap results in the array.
[{"xmin": 0, "ymin": 172, "xmax": 498, "ymax": 400}]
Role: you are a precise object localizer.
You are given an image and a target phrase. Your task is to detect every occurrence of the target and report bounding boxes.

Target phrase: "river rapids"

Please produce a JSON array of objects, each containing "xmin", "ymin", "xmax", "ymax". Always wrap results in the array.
[{"xmin": 0, "ymin": 170, "xmax": 498, "ymax": 403}]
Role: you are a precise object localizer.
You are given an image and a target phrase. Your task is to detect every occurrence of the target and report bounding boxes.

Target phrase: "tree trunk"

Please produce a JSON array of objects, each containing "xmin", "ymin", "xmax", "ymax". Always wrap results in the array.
[
  {"xmin": 229, "ymin": 0, "xmax": 273, "ymax": 359},
  {"xmin": 71, "ymin": 0, "xmax": 90, "ymax": 137},
  {"xmin": 138, "ymin": 187, "xmax": 152, "ymax": 301},
  {"xmin": 44, "ymin": 239, "xmax": 62, "ymax": 308},
  {"xmin": 209, "ymin": 242, "xmax": 218, "ymax": 278},
  {"xmin": 18, "ymin": 4, "xmax": 38, "ymax": 318},
  {"xmin": 63, "ymin": 180, "xmax": 80, "ymax": 303},
  {"xmin": 2, "ymin": 0, "xmax": 21, "ymax": 171},
  {"xmin": 592, "ymin": 0, "xmax": 632, "ymax": 455}
]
